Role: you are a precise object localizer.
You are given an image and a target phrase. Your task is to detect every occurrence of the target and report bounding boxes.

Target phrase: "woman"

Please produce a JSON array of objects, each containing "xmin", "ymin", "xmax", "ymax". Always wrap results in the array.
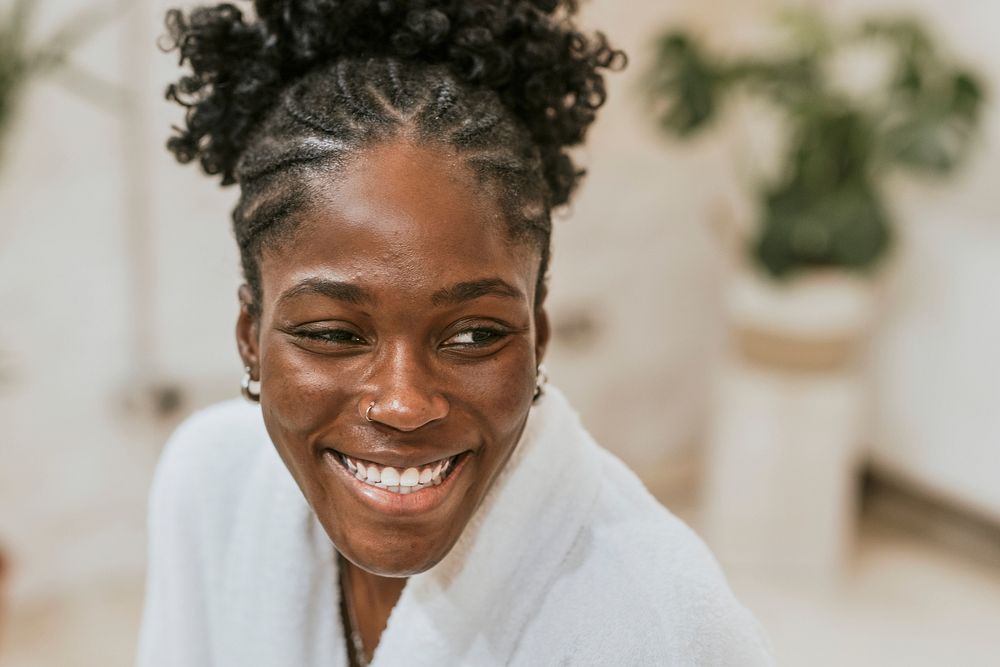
[{"xmin": 138, "ymin": 1, "xmax": 774, "ymax": 665}]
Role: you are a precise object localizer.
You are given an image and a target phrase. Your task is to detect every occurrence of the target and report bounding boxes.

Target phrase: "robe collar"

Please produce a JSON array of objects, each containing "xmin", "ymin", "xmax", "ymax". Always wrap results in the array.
[{"xmin": 220, "ymin": 386, "xmax": 602, "ymax": 666}]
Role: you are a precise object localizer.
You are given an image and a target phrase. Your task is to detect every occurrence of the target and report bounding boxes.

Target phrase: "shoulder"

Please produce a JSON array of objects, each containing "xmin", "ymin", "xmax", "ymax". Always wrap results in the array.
[
  {"xmin": 519, "ymin": 442, "xmax": 775, "ymax": 666},
  {"xmin": 139, "ymin": 400, "xmax": 273, "ymax": 665},
  {"xmin": 152, "ymin": 399, "xmax": 267, "ymax": 491},
  {"xmin": 148, "ymin": 400, "xmax": 270, "ymax": 545},
  {"xmin": 156, "ymin": 399, "xmax": 267, "ymax": 466}
]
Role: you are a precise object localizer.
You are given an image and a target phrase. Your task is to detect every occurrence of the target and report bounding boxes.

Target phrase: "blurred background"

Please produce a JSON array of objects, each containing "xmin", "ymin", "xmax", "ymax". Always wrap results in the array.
[{"xmin": 1, "ymin": 0, "xmax": 998, "ymax": 664}]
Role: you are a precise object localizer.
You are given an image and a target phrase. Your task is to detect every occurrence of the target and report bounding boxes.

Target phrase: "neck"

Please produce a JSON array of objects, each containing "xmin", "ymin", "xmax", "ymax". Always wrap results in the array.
[{"xmin": 340, "ymin": 555, "xmax": 407, "ymax": 664}]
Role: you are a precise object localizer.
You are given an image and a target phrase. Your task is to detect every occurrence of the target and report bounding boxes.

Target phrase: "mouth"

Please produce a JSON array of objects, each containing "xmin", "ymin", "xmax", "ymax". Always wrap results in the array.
[
  {"xmin": 321, "ymin": 447, "xmax": 472, "ymax": 517},
  {"xmin": 331, "ymin": 451, "xmax": 465, "ymax": 494}
]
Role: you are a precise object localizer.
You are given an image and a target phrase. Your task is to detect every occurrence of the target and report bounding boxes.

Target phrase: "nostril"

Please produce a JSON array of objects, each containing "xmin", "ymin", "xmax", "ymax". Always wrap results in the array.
[{"xmin": 363, "ymin": 395, "xmax": 449, "ymax": 431}]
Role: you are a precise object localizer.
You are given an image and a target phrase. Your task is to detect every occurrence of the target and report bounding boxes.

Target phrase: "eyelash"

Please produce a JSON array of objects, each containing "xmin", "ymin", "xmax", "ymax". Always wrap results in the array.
[
  {"xmin": 297, "ymin": 329, "xmax": 365, "ymax": 345},
  {"xmin": 292, "ymin": 326, "xmax": 510, "ymax": 349},
  {"xmin": 444, "ymin": 326, "xmax": 508, "ymax": 348}
]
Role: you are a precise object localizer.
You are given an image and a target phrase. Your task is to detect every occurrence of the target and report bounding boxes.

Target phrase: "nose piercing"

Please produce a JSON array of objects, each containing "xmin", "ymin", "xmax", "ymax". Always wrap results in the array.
[{"xmin": 365, "ymin": 401, "xmax": 376, "ymax": 422}]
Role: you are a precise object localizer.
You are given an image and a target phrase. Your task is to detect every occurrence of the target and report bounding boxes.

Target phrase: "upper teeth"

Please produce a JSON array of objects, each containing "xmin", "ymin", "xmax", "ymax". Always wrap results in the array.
[{"xmin": 341, "ymin": 454, "xmax": 454, "ymax": 494}]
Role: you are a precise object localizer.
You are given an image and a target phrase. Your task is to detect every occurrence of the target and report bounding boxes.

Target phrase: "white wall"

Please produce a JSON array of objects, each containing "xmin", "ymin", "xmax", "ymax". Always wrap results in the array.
[{"xmin": 826, "ymin": 0, "xmax": 1000, "ymax": 517}]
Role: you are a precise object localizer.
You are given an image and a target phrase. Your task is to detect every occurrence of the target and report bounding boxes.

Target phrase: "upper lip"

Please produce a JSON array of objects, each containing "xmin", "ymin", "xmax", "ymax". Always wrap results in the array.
[{"xmin": 324, "ymin": 446, "xmax": 467, "ymax": 470}]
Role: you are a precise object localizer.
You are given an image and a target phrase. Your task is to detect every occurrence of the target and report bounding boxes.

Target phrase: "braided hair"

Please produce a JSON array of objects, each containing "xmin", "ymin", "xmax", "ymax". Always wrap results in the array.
[{"xmin": 163, "ymin": 1, "xmax": 626, "ymax": 315}]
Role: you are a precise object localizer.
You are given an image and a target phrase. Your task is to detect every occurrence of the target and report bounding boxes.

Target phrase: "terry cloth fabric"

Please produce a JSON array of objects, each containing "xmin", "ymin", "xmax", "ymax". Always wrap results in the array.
[{"xmin": 137, "ymin": 386, "xmax": 775, "ymax": 666}]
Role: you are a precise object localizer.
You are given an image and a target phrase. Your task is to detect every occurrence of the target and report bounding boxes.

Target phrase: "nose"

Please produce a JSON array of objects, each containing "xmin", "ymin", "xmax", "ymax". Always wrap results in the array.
[{"xmin": 361, "ymin": 344, "xmax": 449, "ymax": 431}]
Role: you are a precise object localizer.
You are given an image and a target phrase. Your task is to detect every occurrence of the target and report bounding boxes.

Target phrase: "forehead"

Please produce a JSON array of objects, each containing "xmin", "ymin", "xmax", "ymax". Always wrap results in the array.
[{"xmin": 259, "ymin": 140, "xmax": 538, "ymax": 300}]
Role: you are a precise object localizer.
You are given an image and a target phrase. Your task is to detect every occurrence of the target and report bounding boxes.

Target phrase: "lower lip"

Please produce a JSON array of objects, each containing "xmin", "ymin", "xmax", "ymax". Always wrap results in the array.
[{"xmin": 322, "ymin": 451, "xmax": 472, "ymax": 516}]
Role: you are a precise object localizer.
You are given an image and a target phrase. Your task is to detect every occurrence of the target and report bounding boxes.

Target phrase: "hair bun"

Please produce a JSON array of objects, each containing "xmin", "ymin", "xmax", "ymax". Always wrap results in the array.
[{"xmin": 164, "ymin": 0, "xmax": 625, "ymax": 203}]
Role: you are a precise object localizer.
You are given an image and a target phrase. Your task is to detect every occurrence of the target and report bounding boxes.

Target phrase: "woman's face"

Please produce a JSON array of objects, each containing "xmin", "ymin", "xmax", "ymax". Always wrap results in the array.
[{"xmin": 237, "ymin": 140, "xmax": 549, "ymax": 576}]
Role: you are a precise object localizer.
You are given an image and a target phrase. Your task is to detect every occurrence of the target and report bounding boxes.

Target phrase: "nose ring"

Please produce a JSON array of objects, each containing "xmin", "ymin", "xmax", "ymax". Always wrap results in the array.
[{"xmin": 365, "ymin": 401, "xmax": 376, "ymax": 422}]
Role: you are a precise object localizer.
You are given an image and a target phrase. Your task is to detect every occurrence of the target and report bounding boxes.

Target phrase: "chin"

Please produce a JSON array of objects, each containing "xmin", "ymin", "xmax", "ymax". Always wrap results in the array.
[{"xmin": 331, "ymin": 528, "xmax": 461, "ymax": 578}]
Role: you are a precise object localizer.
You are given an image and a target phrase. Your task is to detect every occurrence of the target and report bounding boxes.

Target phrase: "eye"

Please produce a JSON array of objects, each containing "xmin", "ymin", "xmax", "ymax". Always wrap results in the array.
[
  {"xmin": 294, "ymin": 328, "xmax": 367, "ymax": 346},
  {"xmin": 443, "ymin": 326, "xmax": 508, "ymax": 348}
]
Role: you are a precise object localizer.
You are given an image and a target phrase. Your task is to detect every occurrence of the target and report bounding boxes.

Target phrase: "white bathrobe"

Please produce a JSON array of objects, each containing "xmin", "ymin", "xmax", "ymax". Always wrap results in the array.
[{"xmin": 137, "ymin": 386, "xmax": 774, "ymax": 666}]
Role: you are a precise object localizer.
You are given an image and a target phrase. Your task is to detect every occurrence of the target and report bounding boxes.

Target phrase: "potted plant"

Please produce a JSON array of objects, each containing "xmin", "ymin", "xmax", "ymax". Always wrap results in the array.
[
  {"xmin": 644, "ymin": 10, "xmax": 986, "ymax": 576},
  {"xmin": 0, "ymin": 0, "xmax": 123, "ymax": 167},
  {"xmin": 0, "ymin": 0, "xmax": 123, "ymax": 388},
  {"xmin": 645, "ymin": 10, "xmax": 985, "ymax": 370}
]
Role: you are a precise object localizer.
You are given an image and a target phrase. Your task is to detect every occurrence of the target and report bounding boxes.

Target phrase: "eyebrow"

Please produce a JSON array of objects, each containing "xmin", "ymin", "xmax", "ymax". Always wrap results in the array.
[
  {"xmin": 430, "ymin": 278, "xmax": 525, "ymax": 306},
  {"xmin": 277, "ymin": 278, "xmax": 372, "ymax": 306},
  {"xmin": 277, "ymin": 276, "xmax": 525, "ymax": 307}
]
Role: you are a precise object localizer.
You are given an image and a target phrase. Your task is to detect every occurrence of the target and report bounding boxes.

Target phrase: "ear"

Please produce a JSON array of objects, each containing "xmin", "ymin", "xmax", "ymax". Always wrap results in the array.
[
  {"xmin": 534, "ymin": 304, "xmax": 550, "ymax": 367},
  {"xmin": 236, "ymin": 284, "xmax": 260, "ymax": 374}
]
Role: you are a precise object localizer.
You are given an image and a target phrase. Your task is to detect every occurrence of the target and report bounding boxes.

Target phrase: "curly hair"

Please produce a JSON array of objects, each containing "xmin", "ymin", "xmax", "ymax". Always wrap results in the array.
[{"xmin": 163, "ymin": 0, "xmax": 625, "ymax": 314}]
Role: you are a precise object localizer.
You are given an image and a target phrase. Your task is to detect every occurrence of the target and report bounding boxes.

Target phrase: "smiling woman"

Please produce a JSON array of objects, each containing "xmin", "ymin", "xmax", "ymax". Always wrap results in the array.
[
  {"xmin": 137, "ymin": 2, "xmax": 774, "ymax": 666},
  {"xmin": 248, "ymin": 139, "xmax": 544, "ymax": 581}
]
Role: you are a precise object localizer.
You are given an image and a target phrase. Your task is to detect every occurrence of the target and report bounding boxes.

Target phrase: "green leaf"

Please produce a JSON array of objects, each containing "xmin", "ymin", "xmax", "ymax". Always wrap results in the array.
[{"xmin": 644, "ymin": 32, "xmax": 722, "ymax": 136}]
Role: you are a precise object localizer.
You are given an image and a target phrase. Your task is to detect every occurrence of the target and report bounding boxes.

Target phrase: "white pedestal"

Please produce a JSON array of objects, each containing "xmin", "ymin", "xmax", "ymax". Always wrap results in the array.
[
  {"xmin": 703, "ymin": 356, "xmax": 866, "ymax": 580},
  {"xmin": 702, "ymin": 268, "xmax": 875, "ymax": 580}
]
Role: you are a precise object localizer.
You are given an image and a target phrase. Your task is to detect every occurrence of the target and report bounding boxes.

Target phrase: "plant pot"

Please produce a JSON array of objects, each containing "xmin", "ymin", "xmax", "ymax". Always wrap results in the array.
[
  {"xmin": 727, "ymin": 267, "xmax": 876, "ymax": 371},
  {"xmin": 702, "ymin": 266, "xmax": 877, "ymax": 581}
]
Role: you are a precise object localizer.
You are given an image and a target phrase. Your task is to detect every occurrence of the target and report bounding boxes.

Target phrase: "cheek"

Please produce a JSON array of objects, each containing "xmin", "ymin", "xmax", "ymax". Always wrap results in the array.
[
  {"xmin": 451, "ymin": 346, "xmax": 536, "ymax": 447},
  {"xmin": 258, "ymin": 338, "xmax": 353, "ymax": 450}
]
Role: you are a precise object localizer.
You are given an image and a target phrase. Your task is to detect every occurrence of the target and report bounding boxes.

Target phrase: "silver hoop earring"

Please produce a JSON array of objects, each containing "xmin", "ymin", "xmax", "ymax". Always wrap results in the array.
[
  {"xmin": 365, "ymin": 401, "xmax": 376, "ymax": 422},
  {"xmin": 533, "ymin": 364, "xmax": 548, "ymax": 402},
  {"xmin": 241, "ymin": 366, "xmax": 260, "ymax": 403}
]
